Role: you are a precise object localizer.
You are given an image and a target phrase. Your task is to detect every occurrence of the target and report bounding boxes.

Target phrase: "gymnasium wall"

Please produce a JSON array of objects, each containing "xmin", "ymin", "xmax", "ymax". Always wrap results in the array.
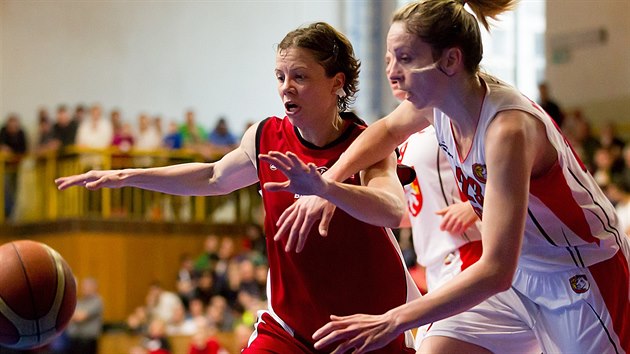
[
  {"xmin": 0, "ymin": 225, "xmax": 244, "ymax": 323},
  {"xmin": 0, "ymin": 1, "xmax": 342, "ymax": 141},
  {"xmin": 546, "ymin": 0, "xmax": 630, "ymax": 133}
]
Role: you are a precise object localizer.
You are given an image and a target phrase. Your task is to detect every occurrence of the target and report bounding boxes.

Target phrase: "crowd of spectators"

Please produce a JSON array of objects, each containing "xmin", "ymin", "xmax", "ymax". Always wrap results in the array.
[
  {"xmin": 124, "ymin": 228, "xmax": 267, "ymax": 354},
  {"xmin": 0, "ymin": 104, "xmax": 245, "ymax": 219}
]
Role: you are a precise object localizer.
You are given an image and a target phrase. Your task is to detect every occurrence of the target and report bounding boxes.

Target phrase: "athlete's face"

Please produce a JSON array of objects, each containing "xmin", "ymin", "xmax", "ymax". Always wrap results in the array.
[
  {"xmin": 386, "ymin": 21, "xmax": 443, "ymax": 109},
  {"xmin": 275, "ymin": 47, "xmax": 342, "ymax": 124},
  {"xmin": 385, "ymin": 51, "xmax": 406, "ymax": 101}
]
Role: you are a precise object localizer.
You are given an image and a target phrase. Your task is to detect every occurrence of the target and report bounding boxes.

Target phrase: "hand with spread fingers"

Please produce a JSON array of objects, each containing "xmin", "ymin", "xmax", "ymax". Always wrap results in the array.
[
  {"xmin": 259, "ymin": 151, "xmax": 336, "ymax": 253},
  {"xmin": 312, "ymin": 312, "xmax": 399, "ymax": 354}
]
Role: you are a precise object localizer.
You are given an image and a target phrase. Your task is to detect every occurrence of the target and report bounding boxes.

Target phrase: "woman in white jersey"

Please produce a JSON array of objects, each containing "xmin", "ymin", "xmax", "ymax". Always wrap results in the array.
[
  {"xmin": 387, "ymin": 50, "xmax": 483, "ymax": 297},
  {"xmin": 267, "ymin": 1, "xmax": 630, "ymax": 353}
]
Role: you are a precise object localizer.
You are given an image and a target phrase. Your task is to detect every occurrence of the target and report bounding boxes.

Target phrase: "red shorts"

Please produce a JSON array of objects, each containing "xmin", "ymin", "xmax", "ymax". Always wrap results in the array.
[{"xmin": 243, "ymin": 312, "xmax": 415, "ymax": 354}]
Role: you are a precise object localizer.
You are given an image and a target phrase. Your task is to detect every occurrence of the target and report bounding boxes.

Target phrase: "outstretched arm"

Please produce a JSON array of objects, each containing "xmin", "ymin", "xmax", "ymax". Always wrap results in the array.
[
  {"xmin": 260, "ymin": 150, "xmax": 405, "ymax": 228},
  {"xmin": 55, "ymin": 123, "xmax": 260, "ymax": 196},
  {"xmin": 312, "ymin": 110, "xmax": 548, "ymax": 354}
]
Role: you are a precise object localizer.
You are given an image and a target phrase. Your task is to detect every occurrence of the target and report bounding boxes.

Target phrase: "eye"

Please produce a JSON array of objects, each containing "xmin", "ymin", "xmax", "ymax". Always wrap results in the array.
[{"xmin": 275, "ymin": 74, "xmax": 285, "ymax": 83}]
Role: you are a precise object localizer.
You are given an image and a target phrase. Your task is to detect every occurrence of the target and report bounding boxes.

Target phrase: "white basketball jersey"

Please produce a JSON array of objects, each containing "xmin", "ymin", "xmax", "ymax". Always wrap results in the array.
[
  {"xmin": 433, "ymin": 74, "xmax": 627, "ymax": 274},
  {"xmin": 398, "ymin": 127, "xmax": 482, "ymax": 268}
]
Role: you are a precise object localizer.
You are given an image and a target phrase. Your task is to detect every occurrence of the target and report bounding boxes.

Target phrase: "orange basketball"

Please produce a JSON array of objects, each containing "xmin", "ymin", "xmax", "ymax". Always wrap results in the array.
[{"xmin": 0, "ymin": 240, "xmax": 77, "ymax": 349}]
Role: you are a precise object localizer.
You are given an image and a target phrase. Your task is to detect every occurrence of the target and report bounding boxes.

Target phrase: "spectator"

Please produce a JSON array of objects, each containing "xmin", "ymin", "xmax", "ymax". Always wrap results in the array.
[
  {"xmin": 52, "ymin": 104, "xmax": 78, "ymax": 150},
  {"xmin": 194, "ymin": 235, "xmax": 220, "ymax": 273},
  {"xmin": 565, "ymin": 109, "xmax": 600, "ymax": 171},
  {"xmin": 165, "ymin": 303, "xmax": 198, "ymax": 336},
  {"xmin": 179, "ymin": 110, "xmax": 207, "ymax": 147},
  {"xmin": 72, "ymin": 104, "xmax": 86, "ymax": 124},
  {"xmin": 187, "ymin": 324, "xmax": 227, "ymax": 354},
  {"xmin": 207, "ymin": 117, "xmax": 238, "ymax": 154},
  {"xmin": 163, "ymin": 121, "xmax": 183, "ymax": 150},
  {"xmin": 35, "ymin": 112, "xmax": 57, "ymax": 155},
  {"xmin": 134, "ymin": 113, "xmax": 163, "ymax": 167},
  {"xmin": 538, "ymin": 81, "xmax": 564, "ymax": 127},
  {"xmin": 0, "ymin": 113, "xmax": 27, "ymax": 219},
  {"xmin": 140, "ymin": 318, "xmax": 172, "ymax": 354},
  {"xmin": 76, "ymin": 104, "xmax": 114, "ymax": 169},
  {"xmin": 205, "ymin": 295, "xmax": 235, "ymax": 332},
  {"xmin": 112, "ymin": 122, "xmax": 135, "ymax": 153},
  {"xmin": 193, "ymin": 270, "xmax": 217, "ymax": 307},
  {"xmin": 593, "ymin": 146, "xmax": 616, "ymax": 188},
  {"xmin": 145, "ymin": 281, "xmax": 183, "ymax": 324},
  {"xmin": 176, "ymin": 253, "xmax": 198, "ymax": 310},
  {"xmin": 66, "ymin": 277, "xmax": 104, "ymax": 354}
]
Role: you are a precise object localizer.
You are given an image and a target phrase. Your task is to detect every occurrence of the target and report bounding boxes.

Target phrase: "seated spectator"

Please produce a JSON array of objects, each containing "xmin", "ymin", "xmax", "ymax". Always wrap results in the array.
[
  {"xmin": 165, "ymin": 303, "xmax": 198, "ymax": 336},
  {"xmin": 206, "ymin": 295, "xmax": 234, "ymax": 332},
  {"xmin": 207, "ymin": 117, "xmax": 238, "ymax": 154},
  {"xmin": 176, "ymin": 253, "xmax": 198, "ymax": 310},
  {"xmin": 53, "ymin": 104, "xmax": 78, "ymax": 150},
  {"xmin": 194, "ymin": 235, "xmax": 220, "ymax": 273},
  {"xmin": 145, "ymin": 281, "xmax": 184, "ymax": 324},
  {"xmin": 194, "ymin": 270, "xmax": 218, "ymax": 307},
  {"xmin": 135, "ymin": 113, "xmax": 163, "ymax": 167},
  {"xmin": 187, "ymin": 324, "xmax": 227, "ymax": 354},
  {"xmin": 163, "ymin": 121, "xmax": 183, "ymax": 150},
  {"xmin": 76, "ymin": 104, "xmax": 114, "ymax": 169},
  {"xmin": 66, "ymin": 277, "xmax": 104, "ymax": 354},
  {"xmin": 35, "ymin": 109, "xmax": 57, "ymax": 155},
  {"xmin": 112, "ymin": 122, "xmax": 135, "ymax": 153},
  {"xmin": 140, "ymin": 318, "xmax": 172, "ymax": 354},
  {"xmin": 179, "ymin": 110, "xmax": 207, "ymax": 147}
]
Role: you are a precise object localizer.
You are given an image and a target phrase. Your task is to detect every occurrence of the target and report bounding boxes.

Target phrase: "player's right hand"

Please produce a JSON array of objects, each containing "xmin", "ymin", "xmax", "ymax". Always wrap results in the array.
[
  {"xmin": 55, "ymin": 170, "xmax": 123, "ymax": 191},
  {"xmin": 273, "ymin": 195, "xmax": 336, "ymax": 253}
]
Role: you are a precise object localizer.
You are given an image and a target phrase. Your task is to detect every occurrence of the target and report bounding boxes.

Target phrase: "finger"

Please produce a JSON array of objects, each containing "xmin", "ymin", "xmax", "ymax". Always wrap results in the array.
[
  {"xmin": 318, "ymin": 205, "xmax": 334, "ymax": 237},
  {"xmin": 435, "ymin": 207, "xmax": 447, "ymax": 216},
  {"xmin": 274, "ymin": 205, "xmax": 297, "ymax": 241},
  {"xmin": 296, "ymin": 214, "xmax": 317, "ymax": 253},
  {"xmin": 285, "ymin": 208, "xmax": 306, "ymax": 252},
  {"xmin": 263, "ymin": 181, "xmax": 291, "ymax": 192},
  {"xmin": 259, "ymin": 153, "xmax": 292, "ymax": 173}
]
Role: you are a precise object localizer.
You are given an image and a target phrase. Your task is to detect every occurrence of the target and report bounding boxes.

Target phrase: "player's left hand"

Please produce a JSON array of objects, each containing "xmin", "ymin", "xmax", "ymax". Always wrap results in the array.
[
  {"xmin": 312, "ymin": 313, "xmax": 399, "ymax": 354},
  {"xmin": 259, "ymin": 151, "xmax": 328, "ymax": 196},
  {"xmin": 259, "ymin": 151, "xmax": 337, "ymax": 253},
  {"xmin": 436, "ymin": 201, "xmax": 479, "ymax": 235}
]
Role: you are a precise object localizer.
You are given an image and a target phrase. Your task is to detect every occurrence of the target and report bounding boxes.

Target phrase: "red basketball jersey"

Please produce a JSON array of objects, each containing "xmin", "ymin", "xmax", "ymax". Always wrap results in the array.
[{"xmin": 256, "ymin": 113, "xmax": 417, "ymax": 348}]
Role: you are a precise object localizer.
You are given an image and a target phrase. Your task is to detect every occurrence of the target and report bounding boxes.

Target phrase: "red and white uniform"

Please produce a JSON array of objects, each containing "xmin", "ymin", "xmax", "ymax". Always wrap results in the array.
[
  {"xmin": 398, "ymin": 126, "xmax": 482, "ymax": 292},
  {"xmin": 244, "ymin": 113, "xmax": 419, "ymax": 353},
  {"xmin": 431, "ymin": 74, "xmax": 630, "ymax": 353}
]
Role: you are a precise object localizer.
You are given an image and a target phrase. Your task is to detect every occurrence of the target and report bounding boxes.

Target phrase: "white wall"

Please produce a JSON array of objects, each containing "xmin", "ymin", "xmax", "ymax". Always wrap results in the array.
[
  {"xmin": 546, "ymin": 0, "xmax": 630, "ymax": 128},
  {"xmin": 0, "ymin": 0, "xmax": 340, "ymax": 141}
]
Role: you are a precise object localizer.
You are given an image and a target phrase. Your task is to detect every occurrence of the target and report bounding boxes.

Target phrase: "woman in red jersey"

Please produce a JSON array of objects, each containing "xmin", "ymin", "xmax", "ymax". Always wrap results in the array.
[{"xmin": 55, "ymin": 22, "xmax": 420, "ymax": 353}]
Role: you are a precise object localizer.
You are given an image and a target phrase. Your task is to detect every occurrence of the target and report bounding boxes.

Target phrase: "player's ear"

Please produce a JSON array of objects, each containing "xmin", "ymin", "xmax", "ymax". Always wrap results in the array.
[
  {"xmin": 332, "ymin": 72, "xmax": 345, "ymax": 96},
  {"xmin": 440, "ymin": 47, "xmax": 463, "ymax": 76}
]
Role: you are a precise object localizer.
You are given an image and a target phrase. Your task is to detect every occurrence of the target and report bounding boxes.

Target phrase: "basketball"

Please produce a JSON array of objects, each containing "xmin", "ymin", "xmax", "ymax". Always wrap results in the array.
[{"xmin": 0, "ymin": 240, "xmax": 77, "ymax": 349}]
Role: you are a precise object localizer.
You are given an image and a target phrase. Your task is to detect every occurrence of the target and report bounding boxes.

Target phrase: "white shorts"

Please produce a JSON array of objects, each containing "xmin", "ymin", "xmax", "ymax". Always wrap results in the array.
[{"xmin": 421, "ymin": 251, "xmax": 630, "ymax": 353}]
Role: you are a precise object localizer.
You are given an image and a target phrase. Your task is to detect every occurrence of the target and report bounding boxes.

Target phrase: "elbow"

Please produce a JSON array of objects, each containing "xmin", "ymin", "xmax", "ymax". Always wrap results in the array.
[{"xmin": 382, "ymin": 198, "xmax": 406, "ymax": 228}]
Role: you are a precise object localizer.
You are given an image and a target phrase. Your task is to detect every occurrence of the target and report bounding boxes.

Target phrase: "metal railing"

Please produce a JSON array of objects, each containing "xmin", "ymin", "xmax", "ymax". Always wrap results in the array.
[{"xmin": 0, "ymin": 146, "xmax": 261, "ymax": 225}]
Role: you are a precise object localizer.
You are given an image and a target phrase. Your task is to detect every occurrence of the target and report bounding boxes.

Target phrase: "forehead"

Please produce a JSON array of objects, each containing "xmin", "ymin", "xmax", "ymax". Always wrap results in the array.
[
  {"xmin": 275, "ymin": 47, "xmax": 318, "ymax": 69},
  {"xmin": 386, "ymin": 22, "xmax": 423, "ymax": 52}
]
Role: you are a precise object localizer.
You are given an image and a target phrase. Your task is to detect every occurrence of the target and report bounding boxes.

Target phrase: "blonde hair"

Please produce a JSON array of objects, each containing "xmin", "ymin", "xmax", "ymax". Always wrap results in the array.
[{"xmin": 393, "ymin": 0, "xmax": 517, "ymax": 73}]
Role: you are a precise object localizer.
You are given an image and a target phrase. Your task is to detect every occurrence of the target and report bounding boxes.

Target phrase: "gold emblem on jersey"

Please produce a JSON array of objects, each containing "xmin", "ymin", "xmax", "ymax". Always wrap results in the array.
[
  {"xmin": 569, "ymin": 274, "xmax": 590, "ymax": 294},
  {"xmin": 472, "ymin": 163, "xmax": 487, "ymax": 184}
]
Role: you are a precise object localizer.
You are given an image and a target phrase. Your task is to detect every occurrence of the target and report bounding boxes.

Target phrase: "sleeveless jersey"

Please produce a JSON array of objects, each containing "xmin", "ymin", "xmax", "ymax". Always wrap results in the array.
[
  {"xmin": 256, "ymin": 113, "xmax": 419, "ymax": 349},
  {"xmin": 433, "ymin": 75, "xmax": 628, "ymax": 275},
  {"xmin": 398, "ymin": 126, "xmax": 482, "ymax": 272}
]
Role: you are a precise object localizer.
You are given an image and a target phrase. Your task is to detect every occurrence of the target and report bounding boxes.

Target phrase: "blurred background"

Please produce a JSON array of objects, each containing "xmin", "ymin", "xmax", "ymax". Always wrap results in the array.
[{"xmin": 0, "ymin": 0, "xmax": 629, "ymax": 353}]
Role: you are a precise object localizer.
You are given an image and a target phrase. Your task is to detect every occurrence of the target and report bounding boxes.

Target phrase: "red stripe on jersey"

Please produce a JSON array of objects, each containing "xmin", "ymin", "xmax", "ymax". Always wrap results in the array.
[
  {"xmin": 529, "ymin": 161, "xmax": 599, "ymax": 245},
  {"xmin": 459, "ymin": 240, "xmax": 482, "ymax": 271},
  {"xmin": 588, "ymin": 251, "xmax": 630, "ymax": 352}
]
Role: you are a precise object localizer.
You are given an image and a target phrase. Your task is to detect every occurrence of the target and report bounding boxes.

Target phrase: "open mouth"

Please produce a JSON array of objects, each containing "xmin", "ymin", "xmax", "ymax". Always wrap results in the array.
[{"xmin": 284, "ymin": 101, "xmax": 299, "ymax": 113}]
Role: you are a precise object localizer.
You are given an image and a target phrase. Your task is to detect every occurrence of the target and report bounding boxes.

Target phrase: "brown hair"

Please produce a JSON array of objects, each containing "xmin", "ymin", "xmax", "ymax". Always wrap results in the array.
[
  {"xmin": 393, "ymin": 0, "xmax": 517, "ymax": 73},
  {"xmin": 277, "ymin": 22, "xmax": 360, "ymax": 112}
]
